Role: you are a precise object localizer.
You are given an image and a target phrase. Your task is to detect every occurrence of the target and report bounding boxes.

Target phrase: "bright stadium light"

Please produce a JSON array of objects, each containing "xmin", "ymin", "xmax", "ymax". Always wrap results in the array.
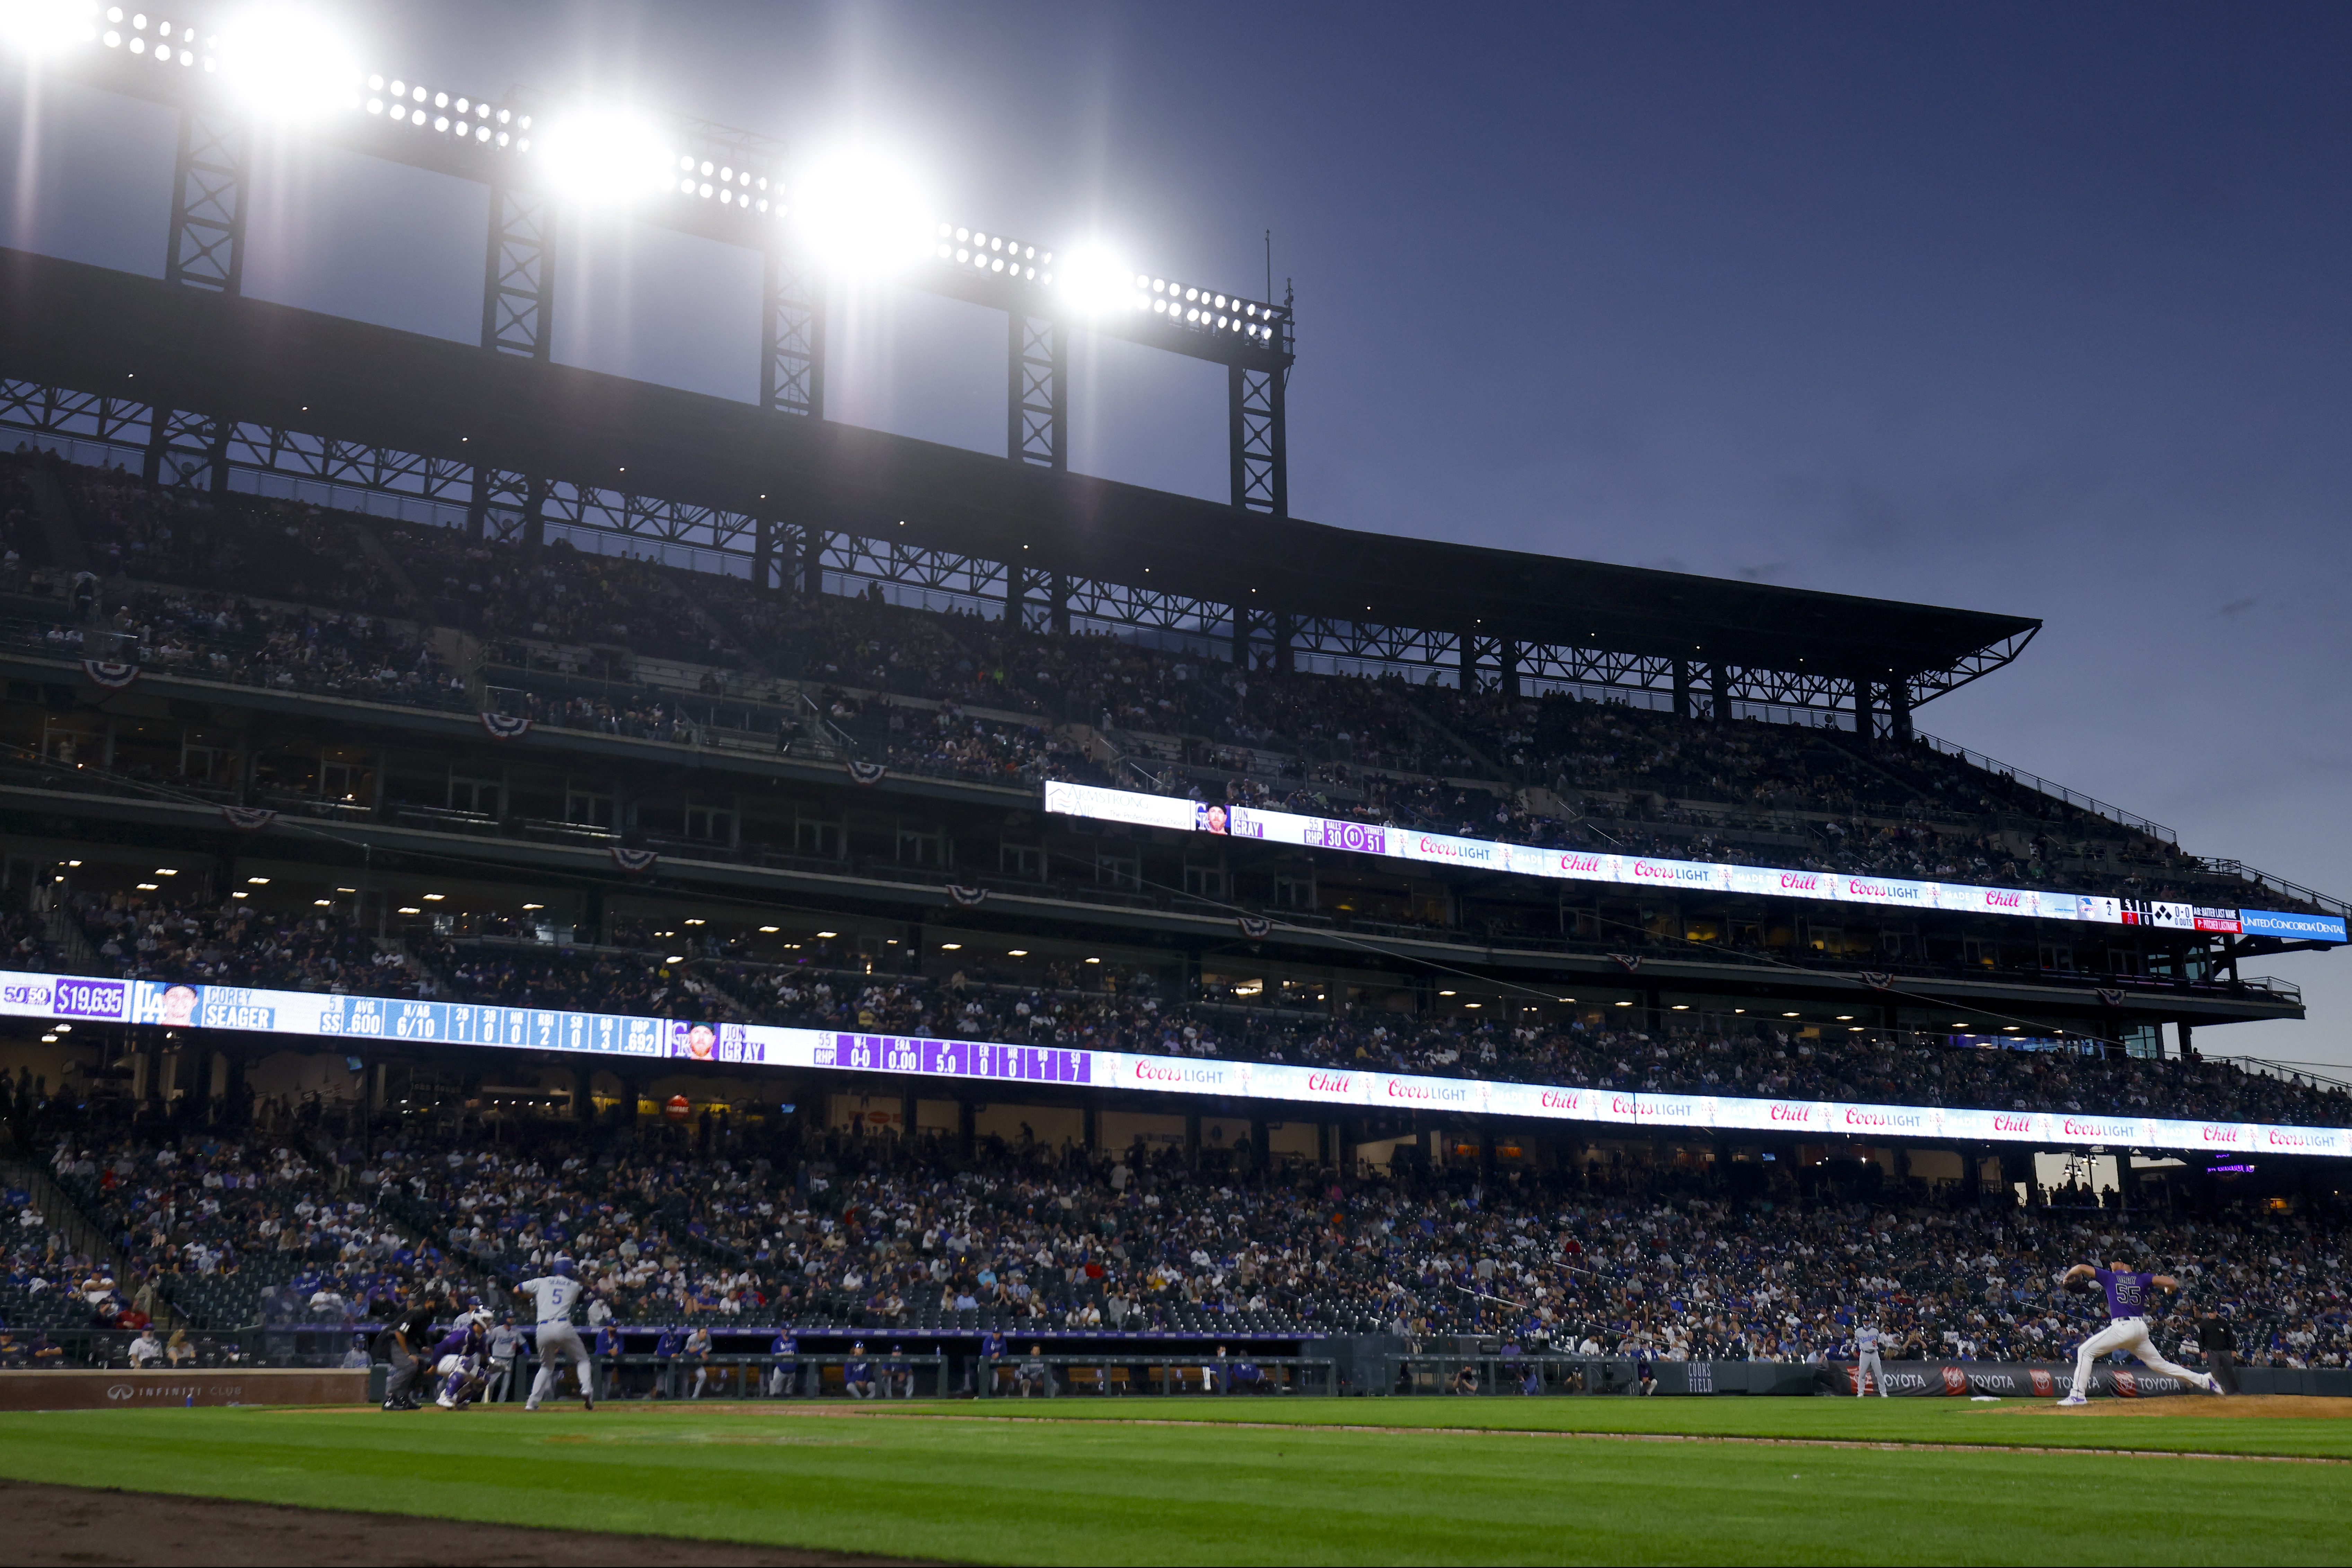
[
  {"xmin": 529, "ymin": 108, "xmax": 677, "ymax": 205},
  {"xmin": 213, "ymin": 5, "xmax": 363, "ymax": 117},
  {"xmin": 0, "ymin": 0, "xmax": 96, "ymax": 55},
  {"xmin": 1057, "ymin": 245, "xmax": 1141, "ymax": 315},
  {"xmin": 794, "ymin": 147, "xmax": 934, "ymax": 274}
]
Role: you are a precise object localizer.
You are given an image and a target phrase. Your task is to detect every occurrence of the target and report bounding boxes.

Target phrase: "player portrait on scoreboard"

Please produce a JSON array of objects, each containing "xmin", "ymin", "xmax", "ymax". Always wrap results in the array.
[{"xmin": 157, "ymin": 984, "xmax": 199, "ymax": 1029}]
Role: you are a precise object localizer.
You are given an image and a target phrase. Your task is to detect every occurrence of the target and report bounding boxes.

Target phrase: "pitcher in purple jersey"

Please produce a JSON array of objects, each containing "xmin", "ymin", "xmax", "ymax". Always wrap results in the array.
[{"xmin": 2055, "ymin": 1260, "xmax": 2222, "ymax": 1405}]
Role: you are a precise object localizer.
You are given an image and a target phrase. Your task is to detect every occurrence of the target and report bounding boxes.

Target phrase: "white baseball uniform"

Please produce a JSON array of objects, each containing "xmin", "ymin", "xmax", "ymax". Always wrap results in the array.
[
  {"xmin": 518, "ymin": 1274, "xmax": 593, "ymax": 1409},
  {"xmin": 1854, "ymin": 1324, "xmax": 1887, "ymax": 1398}
]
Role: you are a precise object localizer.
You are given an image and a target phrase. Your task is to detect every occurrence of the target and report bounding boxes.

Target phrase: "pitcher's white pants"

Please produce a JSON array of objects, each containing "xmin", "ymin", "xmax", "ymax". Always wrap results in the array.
[
  {"xmin": 2070, "ymin": 1316, "xmax": 2207, "ymax": 1397},
  {"xmin": 1855, "ymin": 1349, "xmax": 1886, "ymax": 1396}
]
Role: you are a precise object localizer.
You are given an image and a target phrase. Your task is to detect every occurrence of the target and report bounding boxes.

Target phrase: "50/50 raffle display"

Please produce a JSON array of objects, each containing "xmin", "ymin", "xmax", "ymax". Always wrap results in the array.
[{"xmin": 2, "ymin": 970, "xmax": 2343, "ymax": 1160}]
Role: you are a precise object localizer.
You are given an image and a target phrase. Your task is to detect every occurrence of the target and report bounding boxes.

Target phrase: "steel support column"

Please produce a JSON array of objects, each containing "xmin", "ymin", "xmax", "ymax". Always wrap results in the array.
[
  {"xmin": 1228, "ymin": 362, "xmax": 1286, "ymax": 516},
  {"xmin": 1009, "ymin": 314, "xmax": 1065, "ymax": 468},
  {"xmin": 1711, "ymin": 663, "xmax": 1732, "ymax": 723},
  {"xmin": 800, "ymin": 525, "xmax": 826, "ymax": 596},
  {"xmin": 150, "ymin": 107, "xmax": 247, "ymax": 489},
  {"xmin": 1459, "ymin": 632, "xmax": 1497, "ymax": 692},
  {"xmin": 481, "ymin": 182, "xmax": 555, "ymax": 361},
  {"xmin": 476, "ymin": 182, "xmax": 555, "ymax": 545},
  {"xmin": 1049, "ymin": 572, "xmax": 1070, "ymax": 635},
  {"xmin": 761, "ymin": 248, "xmax": 824, "ymax": 418},
  {"xmin": 1673, "ymin": 659, "xmax": 1692, "ymax": 719},
  {"xmin": 141, "ymin": 405, "xmax": 224, "ymax": 490},
  {"xmin": 164, "ymin": 106, "xmax": 247, "ymax": 295}
]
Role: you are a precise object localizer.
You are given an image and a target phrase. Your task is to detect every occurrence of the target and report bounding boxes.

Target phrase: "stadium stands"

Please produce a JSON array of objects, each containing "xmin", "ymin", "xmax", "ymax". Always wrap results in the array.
[
  {"xmin": 2, "ymin": 451, "xmax": 2346, "ymax": 1377},
  {"xmin": 14, "ymin": 1119, "xmax": 2347, "ymax": 1371},
  {"xmin": 0, "ymin": 447, "xmax": 2275, "ymax": 917},
  {"xmin": 42, "ymin": 883, "xmax": 2352, "ymax": 1130}
]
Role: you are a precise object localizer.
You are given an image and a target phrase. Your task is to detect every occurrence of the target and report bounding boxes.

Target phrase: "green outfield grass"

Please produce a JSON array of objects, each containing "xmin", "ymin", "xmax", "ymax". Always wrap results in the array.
[
  {"xmin": 0, "ymin": 1398, "xmax": 2345, "ymax": 1565},
  {"xmin": 954, "ymin": 1391, "xmax": 2352, "ymax": 1460}
]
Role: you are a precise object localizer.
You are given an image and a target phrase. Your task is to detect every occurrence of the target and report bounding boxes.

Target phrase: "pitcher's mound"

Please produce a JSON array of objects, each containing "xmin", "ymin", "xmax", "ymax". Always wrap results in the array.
[{"xmin": 1998, "ymin": 1395, "xmax": 2352, "ymax": 1419}]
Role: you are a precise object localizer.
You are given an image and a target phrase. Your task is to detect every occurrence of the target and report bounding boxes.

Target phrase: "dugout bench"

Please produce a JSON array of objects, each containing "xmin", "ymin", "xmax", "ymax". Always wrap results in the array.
[
  {"xmin": 972, "ymin": 1354, "xmax": 1336, "ymax": 1398},
  {"xmin": 589, "ymin": 1352, "xmax": 949, "ymax": 1400}
]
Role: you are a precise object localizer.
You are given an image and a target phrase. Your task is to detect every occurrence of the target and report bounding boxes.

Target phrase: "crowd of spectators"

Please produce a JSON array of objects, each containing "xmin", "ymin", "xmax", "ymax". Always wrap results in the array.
[
  {"xmin": 72, "ymin": 892, "xmax": 432, "ymax": 998},
  {"xmin": 699, "ymin": 961, "xmax": 2352, "ymax": 1129},
  {"xmin": 27, "ymin": 1116, "xmax": 2340, "ymax": 1374},
  {"xmin": 5, "ymin": 452, "xmax": 2310, "ymax": 920},
  {"xmin": 46, "ymin": 1133, "xmax": 458, "ymax": 1329},
  {"xmin": 0, "ymin": 1178, "xmax": 147, "ymax": 1343},
  {"xmin": 39, "ymin": 876, "xmax": 2352, "ymax": 1131},
  {"xmin": 54, "ymin": 463, "xmax": 406, "ymax": 611}
]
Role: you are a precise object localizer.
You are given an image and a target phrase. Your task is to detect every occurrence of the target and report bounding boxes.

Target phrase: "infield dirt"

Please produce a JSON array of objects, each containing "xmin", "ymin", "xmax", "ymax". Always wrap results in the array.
[
  {"xmin": 1997, "ymin": 1396, "xmax": 2352, "ymax": 1419},
  {"xmin": 0, "ymin": 1479, "xmax": 934, "ymax": 1567}
]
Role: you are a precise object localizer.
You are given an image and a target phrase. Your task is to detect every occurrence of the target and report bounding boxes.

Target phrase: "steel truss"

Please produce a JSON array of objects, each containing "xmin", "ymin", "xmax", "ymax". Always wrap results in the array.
[
  {"xmin": 824, "ymin": 534, "xmax": 1007, "ymax": 605},
  {"xmin": 223, "ymin": 424, "xmax": 474, "ymax": 504},
  {"xmin": 0, "ymin": 372, "xmax": 2009, "ymax": 725},
  {"xmin": 1289, "ymin": 617, "xmax": 1457, "ymax": 678},
  {"xmin": 1905, "ymin": 629, "xmax": 2038, "ymax": 707},
  {"xmin": 1228, "ymin": 363, "xmax": 1285, "ymax": 516},
  {"xmin": 164, "ymin": 107, "xmax": 246, "ymax": 294},
  {"xmin": 544, "ymin": 480, "xmax": 755, "ymax": 555},
  {"xmin": 1059, "ymin": 575, "xmax": 1232, "ymax": 643},
  {"xmin": 1009, "ymin": 314, "xmax": 1066, "ymax": 468},
  {"xmin": 141, "ymin": 406, "xmax": 221, "ymax": 490},
  {"xmin": 481, "ymin": 184, "xmax": 555, "ymax": 361},
  {"xmin": 68, "ymin": 51, "xmax": 1297, "ymax": 528},
  {"xmin": 0, "ymin": 380, "xmax": 151, "ymax": 449},
  {"xmin": 467, "ymin": 469, "xmax": 535, "ymax": 545},
  {"xmin": 761, "ymin": 247, "xmax": 823, "ymax": 418}
]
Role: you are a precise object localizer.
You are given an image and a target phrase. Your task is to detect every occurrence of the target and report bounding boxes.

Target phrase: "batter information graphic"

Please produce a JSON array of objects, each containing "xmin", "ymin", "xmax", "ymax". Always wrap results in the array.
[
  {"xmin": 2, "ymin": 968, "xmax": 2342, "ymax": 1157},
  {"xmin": 1040, "ymin": 781, "xmax": 2349, "ymax": 944}
]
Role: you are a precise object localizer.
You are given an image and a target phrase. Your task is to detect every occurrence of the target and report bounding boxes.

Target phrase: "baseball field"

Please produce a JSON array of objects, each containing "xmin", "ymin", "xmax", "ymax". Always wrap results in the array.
[{"xmin": 1, "ymin": 1395, "xmax": 2347, "ymax": 1564}]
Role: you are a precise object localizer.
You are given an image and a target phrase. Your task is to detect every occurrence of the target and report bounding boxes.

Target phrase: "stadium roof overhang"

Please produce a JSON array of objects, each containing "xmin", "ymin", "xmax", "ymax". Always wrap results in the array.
[{"xmin": 0, "ymin": 248, "xmax": 2038, "ymax": 701}]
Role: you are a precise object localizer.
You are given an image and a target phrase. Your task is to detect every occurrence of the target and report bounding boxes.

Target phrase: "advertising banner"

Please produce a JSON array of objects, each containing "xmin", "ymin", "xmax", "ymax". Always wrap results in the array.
[
  {"xmin": 1826, "ymin": 1361, "xmax": 2203, "ymax": 1399},
  {"xmin": 1040, "ymin": 782, "xmax": 2347, "ymax": 945},
  {"xmin": 7, "ymin": 967, "xmax": 2347, "ymax": 1157}
]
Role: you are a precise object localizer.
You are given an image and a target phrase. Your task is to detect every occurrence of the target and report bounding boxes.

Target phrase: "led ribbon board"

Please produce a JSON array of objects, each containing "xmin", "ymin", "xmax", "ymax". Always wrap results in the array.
[
  {"xmin": 2, "ymin": 969, "xmax": 2342, "ymax": 1157},
  {"xmin": 1040, "ymin": 782, "xmax": 2348, "ymax": 944}
]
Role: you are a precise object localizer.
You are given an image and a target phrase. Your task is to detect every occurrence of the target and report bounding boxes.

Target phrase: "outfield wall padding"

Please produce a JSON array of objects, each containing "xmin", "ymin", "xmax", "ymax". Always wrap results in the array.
[{"xmin": 0, "ymin": 1369, "xmax": 367, "ymax": 1410}]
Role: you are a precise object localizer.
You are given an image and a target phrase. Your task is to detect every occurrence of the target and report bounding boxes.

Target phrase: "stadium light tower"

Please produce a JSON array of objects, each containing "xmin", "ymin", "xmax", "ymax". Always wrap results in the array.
[
  {"xmin": 792, "ymin": 146, "xmax": 936, "ymax": 274},
  {"xmin": 211, "ymin": 3, "xmax": 361, "ymax": 118},
  {"xmin": 530, "ymin": 108, "xmax": 677, "ymax": 206},
  {"xmin": 1055, "ymin": 245, "xmax": 1135, "ymax": 316},
  {"xmin": 0, "ymin": 0, "xmax": 97, "ymax": 55},
  {"xmin": 5, "ymin": 5, "xmax": 1295, "ymax": 510}
]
